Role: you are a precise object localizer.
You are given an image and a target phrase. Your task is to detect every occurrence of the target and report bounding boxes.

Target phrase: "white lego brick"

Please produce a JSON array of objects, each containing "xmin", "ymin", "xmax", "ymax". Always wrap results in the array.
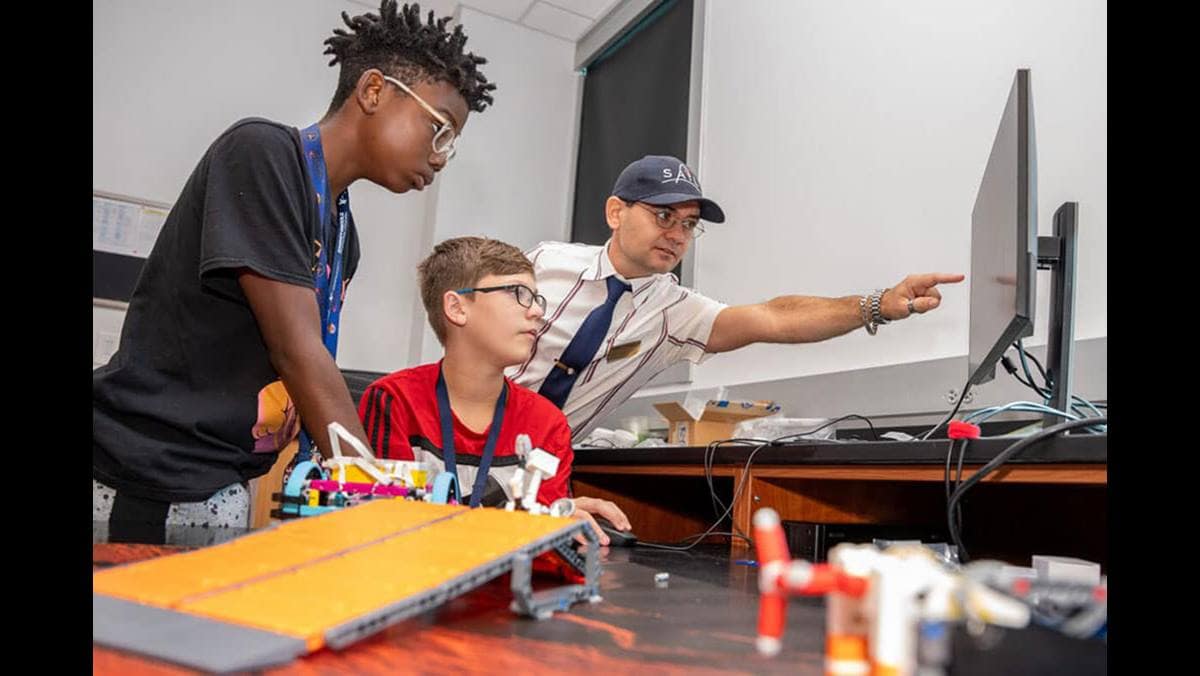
[
  {"xmin": 525, "ymin": 448, "xmax": 560, "ymax": 477},
  {"xmin": 998, "ymin": 565, "xmax": 1038, "ymax": 580},
  {"xmin": 515, "ymin": 434, "xmax": 532, "ymax": 460},
  {"xmin": 1031, "ymin": 555, "xmax": 1101, "ymax": 585}
]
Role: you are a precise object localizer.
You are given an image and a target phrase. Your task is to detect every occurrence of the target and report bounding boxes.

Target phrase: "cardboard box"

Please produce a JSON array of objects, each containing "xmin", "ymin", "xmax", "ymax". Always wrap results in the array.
[{"xmin": 652, "ymin": 399, "xmax": 781, "ymax": 446}]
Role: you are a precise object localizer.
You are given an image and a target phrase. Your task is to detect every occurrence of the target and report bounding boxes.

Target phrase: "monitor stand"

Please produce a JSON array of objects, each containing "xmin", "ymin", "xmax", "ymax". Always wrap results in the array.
[{"xmin": 1037, "ymin": 201, "xmax": 1079, "ymax": 428}]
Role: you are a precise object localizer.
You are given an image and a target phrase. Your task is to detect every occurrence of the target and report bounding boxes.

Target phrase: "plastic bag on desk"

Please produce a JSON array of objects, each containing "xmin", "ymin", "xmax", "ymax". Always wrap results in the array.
[
  {"xmin": 733, "ymin": 415, "xmax": 836, "ymax": 441},
  {"xmin": 573, "ymin": 427, "xmax": 639, "ymax": 449}
]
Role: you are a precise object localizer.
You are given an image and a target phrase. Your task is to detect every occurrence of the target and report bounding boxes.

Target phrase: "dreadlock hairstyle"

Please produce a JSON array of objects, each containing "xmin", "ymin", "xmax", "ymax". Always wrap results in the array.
[{"xmin": 323, "ymin": 0, "xmax": 497, "ymax": 116}]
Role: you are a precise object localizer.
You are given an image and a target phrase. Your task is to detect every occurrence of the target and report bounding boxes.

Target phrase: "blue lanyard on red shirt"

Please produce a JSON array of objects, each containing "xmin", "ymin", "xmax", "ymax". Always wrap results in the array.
[
  {"xmin": 436, "ymin": 363, "xmax": 509, "ymax": 507},
  {"xmin": 298, "ymin": 123, "xmax": 351, "ymax": 457}
]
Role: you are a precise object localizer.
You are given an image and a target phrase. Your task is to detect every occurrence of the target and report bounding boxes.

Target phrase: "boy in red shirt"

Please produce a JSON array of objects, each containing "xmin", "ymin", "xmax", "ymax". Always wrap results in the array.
[{"xmin": 358, "ymin": 236, "xmax": 628, "ymax": 543}]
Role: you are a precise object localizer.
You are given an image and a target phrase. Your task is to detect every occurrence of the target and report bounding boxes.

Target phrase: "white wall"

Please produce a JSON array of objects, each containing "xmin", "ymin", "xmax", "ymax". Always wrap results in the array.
[
  {"xmin": 336, "ymin": 181, "xmax": 433, "ymax": 371},
  {"xmin": 414, "ymin": 6, "xmax": 582, "ymax": 363},
  {"xmin": 687, "ymin": 0, "xmax": 1106, "ymax": 392},
  {"xmin": 92, "ymin": 0, "xmax": 577, "ymax": 375},
  {"xmin": 93, "ymin": 0, "xmax": 343, "ymax": 203}
]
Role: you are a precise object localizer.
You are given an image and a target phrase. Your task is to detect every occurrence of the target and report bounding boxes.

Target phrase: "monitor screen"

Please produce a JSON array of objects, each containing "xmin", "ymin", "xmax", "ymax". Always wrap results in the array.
[{"xmin": 967, "ymin": 69, "xmax": 1038, "ymax": 386}]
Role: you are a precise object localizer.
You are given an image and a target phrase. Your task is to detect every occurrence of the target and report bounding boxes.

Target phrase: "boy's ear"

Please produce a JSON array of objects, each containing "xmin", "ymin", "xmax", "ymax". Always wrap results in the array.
[
  {"xmin": 443, "ymin": 290, "xmax": 468, "ymax": 330},
  {"xmin": 354, "ymin": 68, "xmax": 387, "ymax": 116}
]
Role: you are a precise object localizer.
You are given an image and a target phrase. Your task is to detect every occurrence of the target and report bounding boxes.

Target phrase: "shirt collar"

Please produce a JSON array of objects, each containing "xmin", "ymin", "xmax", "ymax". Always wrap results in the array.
[{"xmin": 595, "ymin": 239, "xmax": 656, "ymax": 294}]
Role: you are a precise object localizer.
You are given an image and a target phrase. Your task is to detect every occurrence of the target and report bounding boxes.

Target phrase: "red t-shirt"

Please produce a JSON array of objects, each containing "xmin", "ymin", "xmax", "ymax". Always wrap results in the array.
[{"xmin": 358, "ymin": 362, "xmax": 574, "ymax": 506}]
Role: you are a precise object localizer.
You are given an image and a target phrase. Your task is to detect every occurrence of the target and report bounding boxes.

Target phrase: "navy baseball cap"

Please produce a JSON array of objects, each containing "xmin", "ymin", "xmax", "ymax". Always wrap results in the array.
[{"xmin": 611, "ymin": 155, "xmax": 726, "ymax": 223}]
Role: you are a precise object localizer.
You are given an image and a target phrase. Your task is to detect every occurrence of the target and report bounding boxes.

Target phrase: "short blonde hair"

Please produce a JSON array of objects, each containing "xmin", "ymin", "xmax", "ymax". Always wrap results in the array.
[{"xmin": 417, "ymin": 236, "xmax": 534, "ymax": 344}]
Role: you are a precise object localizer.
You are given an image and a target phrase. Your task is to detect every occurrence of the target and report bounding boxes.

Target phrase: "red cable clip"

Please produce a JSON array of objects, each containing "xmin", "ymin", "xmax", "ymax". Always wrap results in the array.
[{"xmin": 947, "ymin": 420, "xmax": 981, "ymax": 439}]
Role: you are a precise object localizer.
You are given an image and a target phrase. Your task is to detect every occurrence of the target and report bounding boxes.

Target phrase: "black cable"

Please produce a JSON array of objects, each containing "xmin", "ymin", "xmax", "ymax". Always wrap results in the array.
[
  {"xmin": 1002, "ymin": 349, "xmax": 1051, "ymax": 399},
  {"xmin": 942, "ymin": 438, "xmax": 967, "ymax": 543},
  {"xmin": 1016, "ymin": 375, "xmax": 1048, "ymax": 397},
  {"xmin": 705, "ymin": 420, "xmax": 867, "ymax": 526},
  {"xmin": 946, "ymin": 417, "xmax": 1106, "ymax": 563},
  {"xmin": 640, "ymin": 439, "xmax": 774, "ymax": 551},
  {"xmin": 1016, "ymin": 339, "xmax": 1051, "ymax": 385},
  {"xmin": 704, "ymin": 439, "xmax": 722, "ymax": 519},
  {"xmin": 769, "ymin": 414, "xmax": 880, "ymax": 442},
  {"xmin": 637, "ymin": 531, "xmax": 754, "ymax": 550},
  {"xmin": 1003, "ymin": 357, "xmax": 1050, "ymax": 397},
  {"xmin": 1011, "ymin": 340, "xmax": 1049, "ymax": 389},
  {"xmin": 943, "ymin": 439, "xmax": 960, "ymax": 528},
  {"xmin": 1004, "ymin": 344, "xmax": 1105, "ymax": 431},
  {"xmin": 955, "ymin": 438, "xmax": 968, "ymax": 493},
  {"xmin": 1012, "ymin": 343, "xmax": 1103, "ymax": 432},
  {"xmin": 944, "ymin": 438, "xmax": 956, "ymax": 505},
  {"xmin": 953, "ymin": 438, "xmax": 968, "ymax": 535},
  {"xmin": 683, "ymin": 415, "xmax": 884, "ymax": 552},
  {"xmin": 1010, "ymin": 341, "xmax": 1105, "ymax": 425},
  {"xmin": 703, "ymin": 438, "xmax": 764, "ymax": 524},
  {"xmin": 920, "ymin": 382, "xmax": 973, "ymax": 441},
  {"xmin": 705, "ymin": 417, "xmax": 881, "ymax": 537}
]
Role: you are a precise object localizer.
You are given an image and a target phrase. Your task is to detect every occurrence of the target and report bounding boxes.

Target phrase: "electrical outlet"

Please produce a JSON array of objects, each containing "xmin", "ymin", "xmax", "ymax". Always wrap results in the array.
[{"xmin": 946, "ymin": 388, "xmax": 976, "ymax": 405}]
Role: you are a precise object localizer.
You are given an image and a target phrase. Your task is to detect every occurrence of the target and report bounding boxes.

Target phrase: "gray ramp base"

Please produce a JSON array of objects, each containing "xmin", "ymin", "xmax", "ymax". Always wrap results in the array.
[{"xmin": 93, "ymin": 594, "xmax": 306, "ymax": 673}]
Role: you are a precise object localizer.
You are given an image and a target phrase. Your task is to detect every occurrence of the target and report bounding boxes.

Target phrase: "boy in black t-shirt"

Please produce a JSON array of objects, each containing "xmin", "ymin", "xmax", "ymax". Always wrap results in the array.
[{"xmin": 93, "ymin": 1, "xmax": 496, "ymax": 538}]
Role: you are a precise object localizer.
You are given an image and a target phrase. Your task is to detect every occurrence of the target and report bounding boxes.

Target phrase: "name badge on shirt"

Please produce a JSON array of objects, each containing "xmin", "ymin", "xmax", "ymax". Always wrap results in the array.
[{"xmin": 607, "ymin": 340, "xmax": 641, "ymax": 362}]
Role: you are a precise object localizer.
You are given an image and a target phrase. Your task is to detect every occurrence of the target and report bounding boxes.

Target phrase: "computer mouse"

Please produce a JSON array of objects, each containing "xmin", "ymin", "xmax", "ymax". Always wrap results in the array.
[{"xmin": 594, "ymin": 516, "xmax": 638, "ymax": 547}]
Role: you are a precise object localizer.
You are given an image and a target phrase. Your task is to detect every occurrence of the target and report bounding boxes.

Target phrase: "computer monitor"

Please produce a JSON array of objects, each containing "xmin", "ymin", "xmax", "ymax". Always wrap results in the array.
[
  {"xmin": 967, "ymin": 69, "xmax": 1037, "ymax": 387},
  {"xmin": 967, "ymin": 69, "xmax": 1080, "ymax": 423}
]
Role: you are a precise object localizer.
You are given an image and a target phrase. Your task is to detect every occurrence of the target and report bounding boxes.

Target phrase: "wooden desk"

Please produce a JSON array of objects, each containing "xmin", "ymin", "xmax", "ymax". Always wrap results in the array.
[
  {"xmin": 572, "ymin": 435, "xmax": 1107, "ymax": 566},
  {"xmin": 93, "ymin": 541, "xmax": 823, "ymax": 674}
]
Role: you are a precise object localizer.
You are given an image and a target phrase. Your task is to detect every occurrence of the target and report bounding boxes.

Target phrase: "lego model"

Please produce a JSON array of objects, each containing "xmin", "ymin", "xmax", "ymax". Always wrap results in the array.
[
  {"xmin": 272, "ymin": 422, "xmax": 439, "ymax": 518},
  {"xmin": 751, "ymin": 507, "xmax": 1106, "ymax": 675},
  {"xmin": 94, "ymin": 425, "xmax": 603, "ymax": 672}
]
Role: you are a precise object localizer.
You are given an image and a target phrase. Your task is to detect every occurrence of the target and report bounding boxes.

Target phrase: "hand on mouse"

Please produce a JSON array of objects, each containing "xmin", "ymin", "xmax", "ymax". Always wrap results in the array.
[
  {"xmin": 573, "ymin": 509, "xmax": 608, "ymax": 547},
  {"xmin": 572, "ymin": 496, "xmax": 631, "ymax": 547}
]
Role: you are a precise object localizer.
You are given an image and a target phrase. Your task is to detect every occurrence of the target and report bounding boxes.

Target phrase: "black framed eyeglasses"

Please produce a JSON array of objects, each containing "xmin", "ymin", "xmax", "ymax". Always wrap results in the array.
[{"xmin": 455, "ymin": 283, "xmax": 547, "ymax": 313}]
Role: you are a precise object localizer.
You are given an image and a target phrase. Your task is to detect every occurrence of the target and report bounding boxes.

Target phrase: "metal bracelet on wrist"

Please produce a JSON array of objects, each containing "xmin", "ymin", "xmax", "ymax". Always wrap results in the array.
[
  {"xmin": 870, "ymin": 288, "xmax": 890, "ymax": 327},
  {"xmin": 859, "ymin": 295, "xmax": 877, "ymax": 335}
]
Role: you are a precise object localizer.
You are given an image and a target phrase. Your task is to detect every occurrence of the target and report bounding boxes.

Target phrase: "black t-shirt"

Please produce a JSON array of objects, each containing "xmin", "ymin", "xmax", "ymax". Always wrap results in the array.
[{"xmin": 93, "ymin": 118, "xmax": 361, "ymax": 502}]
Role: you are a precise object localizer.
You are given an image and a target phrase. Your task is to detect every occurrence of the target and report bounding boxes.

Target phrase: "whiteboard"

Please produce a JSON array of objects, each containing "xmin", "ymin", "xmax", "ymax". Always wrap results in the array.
[{"xmin": 93, "ymin": 190, "xmax": 172, "ymax": 303}]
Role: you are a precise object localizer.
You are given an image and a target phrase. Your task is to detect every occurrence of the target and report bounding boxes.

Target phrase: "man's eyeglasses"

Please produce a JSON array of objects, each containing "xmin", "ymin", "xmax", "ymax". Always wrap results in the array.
[
  {"xmin": 382, "ymin": 74, "xmax": 457, "ymax": 160},
  {"xmin": 628, "ymin": 201, "xmax": 706, "ymax": 239},
  {"xmin": 455, "ymin": 284, "xmax": 547, "ymax": 313}
]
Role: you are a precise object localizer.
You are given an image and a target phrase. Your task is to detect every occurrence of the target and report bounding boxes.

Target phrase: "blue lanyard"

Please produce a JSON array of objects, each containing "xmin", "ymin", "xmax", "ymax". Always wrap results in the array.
[
  {"xmin": 298, "ymin": 123, "xmax": 351, "ymax": 457},
  {"xmin": 436, "ymin": 364, "xmax": 509, "ymax": 507}
]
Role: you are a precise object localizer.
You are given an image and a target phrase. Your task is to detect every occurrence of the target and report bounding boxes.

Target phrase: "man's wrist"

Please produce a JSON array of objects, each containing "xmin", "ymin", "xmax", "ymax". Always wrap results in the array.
[
  {"xmin": 860, "ymin": 289, "xmax": 890, "ymax": 334},
  {"xmin": 859, "ymin": 295, "xmax": 876, "ymax": 335}
]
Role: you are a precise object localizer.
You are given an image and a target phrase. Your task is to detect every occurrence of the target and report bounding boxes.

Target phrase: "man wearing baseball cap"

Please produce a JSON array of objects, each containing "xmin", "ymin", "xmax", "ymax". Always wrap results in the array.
[{"xmin": 510, "ymin": 154, "xmax": 963, "ymax": 441}]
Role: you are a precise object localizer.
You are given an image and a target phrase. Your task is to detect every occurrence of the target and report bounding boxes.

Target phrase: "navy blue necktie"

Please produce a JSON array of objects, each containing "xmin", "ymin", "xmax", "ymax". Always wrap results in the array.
[{"xmin": 539, "ymin": 275, "xmax": 631, "ymax": 409}]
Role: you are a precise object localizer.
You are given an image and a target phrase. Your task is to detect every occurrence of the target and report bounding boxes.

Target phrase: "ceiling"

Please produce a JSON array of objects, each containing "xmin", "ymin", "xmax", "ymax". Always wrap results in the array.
[{"xmin": 347, "ymin": 0, "xmax": 621, "ymax": 42}]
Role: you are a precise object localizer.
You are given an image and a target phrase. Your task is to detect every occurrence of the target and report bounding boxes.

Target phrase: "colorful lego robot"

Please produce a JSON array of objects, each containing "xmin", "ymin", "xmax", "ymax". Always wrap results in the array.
[{"xmin": 751, "ymin": 507, "xmax": 1106, "ymax": 675}]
